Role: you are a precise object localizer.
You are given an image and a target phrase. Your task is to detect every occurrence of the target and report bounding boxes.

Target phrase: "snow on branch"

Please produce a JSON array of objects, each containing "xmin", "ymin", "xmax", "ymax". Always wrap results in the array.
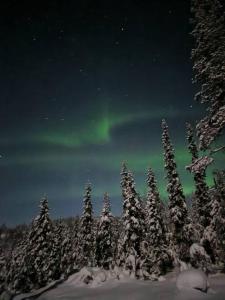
[{"xmin": 186, "ymin": 156, "xmax": 214, "ymax": 174}]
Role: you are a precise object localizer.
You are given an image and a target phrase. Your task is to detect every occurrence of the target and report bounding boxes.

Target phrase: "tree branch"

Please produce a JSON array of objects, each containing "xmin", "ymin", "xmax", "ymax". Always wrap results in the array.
[{"xmin": 209, "ymin": 145, "xmax": 225, "ymax": 155}]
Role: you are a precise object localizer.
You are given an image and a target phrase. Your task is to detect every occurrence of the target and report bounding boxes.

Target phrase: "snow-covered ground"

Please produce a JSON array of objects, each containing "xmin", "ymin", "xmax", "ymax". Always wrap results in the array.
[{"xmin": 37, "ymin": 270, "xmax": 225, "ymax": 300}]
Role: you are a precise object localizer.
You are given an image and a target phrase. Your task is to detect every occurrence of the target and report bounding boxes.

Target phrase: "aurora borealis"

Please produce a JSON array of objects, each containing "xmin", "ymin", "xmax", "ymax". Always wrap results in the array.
[{"xmin": 0, "ymin": 0, "xmax": 223, "ymax": 225}]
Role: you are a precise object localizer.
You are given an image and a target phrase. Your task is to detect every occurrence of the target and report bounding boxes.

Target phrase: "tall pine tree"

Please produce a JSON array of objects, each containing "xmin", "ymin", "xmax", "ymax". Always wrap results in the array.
[
  {"xmin": 8, "ymin": 196, "xmax": 60, "ymax": 293},
  {"xmin": 54, "ymin": 219, "xmax": 74, "ymax": 278},
  {"xmin": 161, "ymin": 120, "xmax": 189, "ymax": 262},
  {"xmin": 186, "ymin": 123, "xmax": 210, "ymax": 229},
  {"xmin": 121, "ymin": 162, "xmax": 129, "ymax": 213},
  {"xmin": 95, "ymin": 193, "xmax": 114, "ymax": 269},
  {"xmin": 77, "ymin": 183, "xmax": 94, "ymax": 267},
  {"xmin": 119, "ymin": 170, "xmax": 144, "ymax": 276},
  {"xmin": 191, "ymin": 0, "xmax": 225, "ymax": 150},
  {"xmin": 28, "ymin": 197, "xmax": 61, "ymax": 287},
  {"xmin": 141, "ymin": 168, "xmax": 170, "ymax": 278}
]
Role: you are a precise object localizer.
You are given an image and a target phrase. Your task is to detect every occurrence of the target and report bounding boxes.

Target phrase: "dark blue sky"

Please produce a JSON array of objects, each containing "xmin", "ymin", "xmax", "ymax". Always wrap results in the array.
[{"xmin": 0, "ymin": 0, "xmax": 222, "ymax": 225}]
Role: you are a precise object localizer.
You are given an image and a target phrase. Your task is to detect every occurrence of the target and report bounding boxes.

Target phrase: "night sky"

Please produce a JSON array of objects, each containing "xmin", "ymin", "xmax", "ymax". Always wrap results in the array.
[{"xmin": 0, "ymin": 0, "xmax": 223, "ymax": 225}]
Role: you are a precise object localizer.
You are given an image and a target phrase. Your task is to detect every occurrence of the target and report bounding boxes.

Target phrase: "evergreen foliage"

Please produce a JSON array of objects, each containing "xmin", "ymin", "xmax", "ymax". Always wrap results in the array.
[
  {"xmin": 186, "ymin": 123, "xmax": 210, "ymax": 229},
  {"xmin": 161, "ymin": 119, "xmax": 189, "ymax": 261},
  {"xmin": 120, "ymin": 168, "xmax": 145, "ymax": 275},
  {"xmin": 141, "ymin": 168, "xmax": 170, "ymax": 278},
  {"xmin": 77, "ymin": 184, "xmax": 94, "ymax": 267},
  {"xmin": 7, "ymin": 196, "xmax": 60, "ymax": 293},
  {"xmin": 201, "ymin": 185, "xmax": 225, "ymax": 265},
  {"xmin": 191, "ymin": 0, "xmax": 225, "ymax": 150},
  {"xmin": 95, "ymin": 193, "xmax": 113, "ymax": 269}
]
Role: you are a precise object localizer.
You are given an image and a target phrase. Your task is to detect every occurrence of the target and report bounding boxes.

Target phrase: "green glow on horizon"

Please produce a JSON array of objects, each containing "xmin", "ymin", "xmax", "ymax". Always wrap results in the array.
[
  {"xmin": 2, "ymin": 145, "xmax": 221, "ymax": 201},
  {"xmin": 35, "ymin": 106, "xmax": 198, "ymax": 148}
]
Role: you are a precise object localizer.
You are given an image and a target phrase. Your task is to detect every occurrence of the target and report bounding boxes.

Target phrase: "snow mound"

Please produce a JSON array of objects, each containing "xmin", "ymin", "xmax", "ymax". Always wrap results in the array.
[
  {"xmin": 176, "ymin": 269, "xmax": 208, "ymax": 293},
  {"xmin": 190, "ymin": 243, "xmax": 210, "ymax": 262},
  {"xmin": 65, "ymin": 267, "xmax": 93, "ymax": 286},
  {"xmin": 65, "ymin": 267, "xmax": 117, "ymax": 288}
]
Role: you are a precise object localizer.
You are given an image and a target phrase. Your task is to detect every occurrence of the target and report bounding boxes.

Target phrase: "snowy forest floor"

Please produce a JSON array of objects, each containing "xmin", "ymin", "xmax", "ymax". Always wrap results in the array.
[{"xmin": 36, "ymin": 271, "xmax": 225, "ymax": 300}]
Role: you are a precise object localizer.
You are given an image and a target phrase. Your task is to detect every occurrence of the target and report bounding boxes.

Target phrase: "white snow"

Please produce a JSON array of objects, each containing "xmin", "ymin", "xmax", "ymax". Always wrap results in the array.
[
  {"xmin": 190, "ymin": 243, "xmax": 209, "ymax": 258},
  {"xmin": 35, "ymin": 269, "xmax": 225, "ymax": 300},
  {"xmin": 176, "ymin": 269, "xmax": 208, "ymax": 292}
]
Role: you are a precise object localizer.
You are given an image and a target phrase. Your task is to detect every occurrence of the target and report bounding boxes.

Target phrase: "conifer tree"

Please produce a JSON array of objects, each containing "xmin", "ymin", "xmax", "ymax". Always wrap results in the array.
[
  {"xmin": 120, "ymin": 170, "xmax": 145, "ymax": 275},
  {"xmin": 7, "ymin": 241, "xmax": 31, "ymax": 293},
  {"xmin": 145, "ymin": 168, "xmax": 166, "ymax": 248},
  {"xmin": 141, "ymin": 168, "xmax": 170, "ymax": 278},
  {"xmin": 77, "ymin": 183, "xmax": 94, "ymax": 267},
  {"xmin": 95, "ymin": 193, "xmax": 113, "ymax": 269},
  {"xmin": 191, "ymin": 0, "xmax": 225, "ymax": 150},
  {"xmin": 186, "ymin": 123, "xmax": 210, "ymax": 229},
  {"xmin": 161, "ymin": 120, "xmax": 189, "ymax": 261},
  {"xmin": 7, "ymin": 196, "xmax": 59, "ymax": 293},
  {"xmin": 0, "ymin": 249, "xmax": 7, "ymax": 294},
  {"xmin": 121, "ymin": 162, "xmax": 129, "ymax": 213},
  {"xmin": 55, "ymin": 219, "xmax": 74, "ymax": 277},
  {"xmin": 29, "ymin": 196, "xmax": 60, "ymax": 287},
  {"xmin": 71, "ymin": 216, "xmax": 80, "ymax": 268},
  {"xmin": 201, "ymin": 187, "xmax": 225, "ymax": 265}
]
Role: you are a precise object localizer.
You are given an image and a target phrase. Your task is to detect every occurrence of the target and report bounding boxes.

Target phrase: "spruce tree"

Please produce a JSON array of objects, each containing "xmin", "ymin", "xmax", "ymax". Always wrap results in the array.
[
  {"xmin": 201, "ymin": 187, "xmax": 225, "ymax": 265},
  {"xmin": 71, "ymin": 216, "xmax": 80, "ymax": 270},
  {"xmin": 161, "ymin": 120, "xmax": 189, "ymax": 261},
  {"xmin": 200, "ymin": 171, "xmax": 225, "ymax": 266},
  {"xmin": 186, "ymin": 123, "xmax": 210, "ymax": 229},
  {"xmin": 121, "ymin": 162, "xmax": 129, "ymax": 213},
  {"xmin": 141, "ymin": 168, "xmax": 170, "ymax": 278},
  {"xmin": 145, "ymin": 168, "xmax": 166, "ymax": 248},
  {"xmin": 7, "ymin": 241, "xmax": 31, "ymax": 293},
  {"xmin": 54, "ymin": 219, "xmax": 74, "ymax": 278},
  {"xmin": 95, "ymin": 193, "xmax": 113, "ymax": 269},
  {"xmin": 191, "ymin": 0, "xmax": 225, "ymax": 150},
  {"xmin": 0, "ymin": 249, "xmax": 6, "ymax": 294},
  {"xmin": 120, "ymin": 170, "xmax": 144, "ymax": 276},
  {"xmin": 29, "ymin": 196, "xmax": 60, "ymax": 287},
  {"xmin": 7, "ymin": 197, "xmax": 58, "ymax": 293},
  {"xmin": 77, "ymin": 183, "xmax": 94, "ymax": 267}
]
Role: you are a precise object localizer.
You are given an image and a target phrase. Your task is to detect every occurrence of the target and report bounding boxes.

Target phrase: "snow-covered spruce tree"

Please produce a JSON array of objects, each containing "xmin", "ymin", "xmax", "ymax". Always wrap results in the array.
[
  {"xmin": 111, "ymin": 216, "xmax": 121, "ymax": 267},
  {"xmin": 161, "ymin": 120, "xmax": 190, "ymax": 262},
  {"xmin": 29, "ymin": 196, "xmax": 61, "ymax": 288},
  {"xmin": 0, "ymin": 249, "xmax": 7, "ymax": 294},
  {"xmin": 8, "ymin": 196, "xmax": 61, "ymax": 293},
  {"xmin": 121, "ymin": 162, "xmax": 129, "ymax": 213},
  {"xmin": 116, "ymin": 162, "xmax": 129, "ymax": 266},
  {"xmin": 201, "ymin": 187, "xmax": 225, "ymax": 266},
  {"xmin": 141, "ymin": 168, "xmax": 171, "ymax": 278},
  {"xmin": 186, "ymin": 123, "xmax": 210, "ymax": 230},
  {"xmin": 191, "ymin": 0, "xmax": 225, "ymax": 151},
  {"xmin": 213, "ymin": 170, "xmax": 225, "ymax": 207},
  {"xmin": 77, "ymin": 183, "xmax": 94, "ymax": 267},
  {"xmin": 54, "ymin": 219, "xmax": 74, "ymax": 277},
  {"xmin": 6, "ymin": 241, "xmax": 31, "ymax": 293},
  {"xmin": 119, "ymin": 170, "xmax": 145, "ymax": 276},
  {"xmin": 213, "ymin": 171, "xmax": 225, "ymax": 270},
  {"xmin": 95, "ymin": 193, "xmax": 114, "ymax": 269},
  {"xmin": 70, "ymin": 215, "xmax": 80, "ymax": 268}
]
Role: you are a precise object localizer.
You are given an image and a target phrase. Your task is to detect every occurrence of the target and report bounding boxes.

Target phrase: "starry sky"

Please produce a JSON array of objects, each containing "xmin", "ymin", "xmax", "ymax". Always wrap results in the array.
[{"xmin": 0, "ymin": 0, "xmax": 223, "ymax": 225}]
